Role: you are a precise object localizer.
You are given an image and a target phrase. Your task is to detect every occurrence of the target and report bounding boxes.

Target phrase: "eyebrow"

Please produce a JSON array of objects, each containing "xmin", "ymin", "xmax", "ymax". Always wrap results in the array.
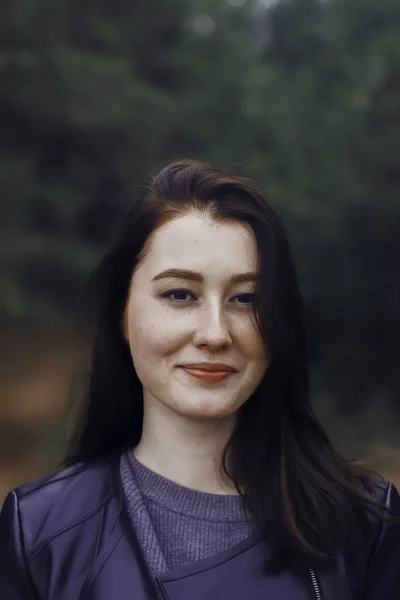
[{"xmin": 151, "ymin": 269, "xmax": 258, "ymax": 284}]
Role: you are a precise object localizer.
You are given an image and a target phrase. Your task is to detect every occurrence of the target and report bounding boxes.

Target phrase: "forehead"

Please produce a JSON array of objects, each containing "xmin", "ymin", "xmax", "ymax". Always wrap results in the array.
[{"xmin": 142, "ymin": 213, "xmax": 258, "ymax": 274}]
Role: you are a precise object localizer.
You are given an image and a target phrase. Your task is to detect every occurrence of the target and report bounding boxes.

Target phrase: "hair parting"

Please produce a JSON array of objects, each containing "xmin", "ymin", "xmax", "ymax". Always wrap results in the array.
[{"xmin": 64, "ymin": 159, "xmax": 399, "ymax": 573}]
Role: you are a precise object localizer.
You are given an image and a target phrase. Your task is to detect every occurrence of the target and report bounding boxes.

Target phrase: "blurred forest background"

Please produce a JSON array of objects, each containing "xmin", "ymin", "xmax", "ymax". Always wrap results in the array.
[{"xmin": 1, "ymin": 0, "xmax": 400, "ymax": 504}]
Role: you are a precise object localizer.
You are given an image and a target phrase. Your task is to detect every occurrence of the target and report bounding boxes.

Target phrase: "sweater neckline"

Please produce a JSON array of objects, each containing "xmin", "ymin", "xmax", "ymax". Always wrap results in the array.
[{"xmin": 126, "ymin": 449, "xmax": 251, "ymax": 523}]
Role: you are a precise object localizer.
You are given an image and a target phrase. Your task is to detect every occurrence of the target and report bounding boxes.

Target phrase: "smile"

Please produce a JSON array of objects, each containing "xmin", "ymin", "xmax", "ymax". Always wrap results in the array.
[{"xmin": 179, "ymin": 367, "xmax": 235, "ymax": 383}]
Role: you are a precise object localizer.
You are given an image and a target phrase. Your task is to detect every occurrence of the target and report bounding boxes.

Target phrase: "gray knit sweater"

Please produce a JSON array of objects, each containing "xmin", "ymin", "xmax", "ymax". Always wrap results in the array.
[{"xmin": 120, "ymin": 450, "xmax": 254, "ymax": 597}]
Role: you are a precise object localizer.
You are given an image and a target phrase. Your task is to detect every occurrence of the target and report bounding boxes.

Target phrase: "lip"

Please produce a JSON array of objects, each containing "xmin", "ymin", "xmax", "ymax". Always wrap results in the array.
[
  {"xmin": 178, "ymin": 363, "xmax": 237, "ymax": 383},
  {"xmin": 179, "ymin": 363, "xmax": 237, "ymax": 373}
]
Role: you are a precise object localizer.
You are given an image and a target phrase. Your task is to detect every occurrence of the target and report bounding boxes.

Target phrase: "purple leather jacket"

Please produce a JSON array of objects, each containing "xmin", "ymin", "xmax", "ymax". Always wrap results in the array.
[{"xmin": 1, "ymin": 452, "xmax": 400, "ymax": 600}]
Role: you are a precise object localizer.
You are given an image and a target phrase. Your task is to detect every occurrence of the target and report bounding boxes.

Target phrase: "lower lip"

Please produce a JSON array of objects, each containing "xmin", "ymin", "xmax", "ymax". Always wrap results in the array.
[{"xmin": 180, "ymin": 367, "xmax": 234, "ymax": 383}]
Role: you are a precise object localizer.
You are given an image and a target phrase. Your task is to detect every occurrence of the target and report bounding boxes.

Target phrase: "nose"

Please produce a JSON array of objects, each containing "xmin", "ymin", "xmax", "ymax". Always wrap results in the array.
[{"xmin": 193, "ymin": 301, "xmax": 232, "ymax": 350}]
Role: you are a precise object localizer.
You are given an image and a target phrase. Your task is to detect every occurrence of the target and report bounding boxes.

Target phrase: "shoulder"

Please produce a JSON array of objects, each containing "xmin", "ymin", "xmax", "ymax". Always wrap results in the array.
[
  {"xmin": 0, "ymin": 454, "xmax": 124, "ymax": 598},
  {"xmin": 342, "ymin": 474, "xmax": 400, "ymax": 598},
  {"xmin": 354, "ymin": 472, "xmax": 400, "ymax": 544},
  {"xmin": 1, "ymin": 452, "xmax": 122, "ymax": 554},
  {"xmin": 362, "ymin": 472, "xmax": 393, "ymax": 502}
]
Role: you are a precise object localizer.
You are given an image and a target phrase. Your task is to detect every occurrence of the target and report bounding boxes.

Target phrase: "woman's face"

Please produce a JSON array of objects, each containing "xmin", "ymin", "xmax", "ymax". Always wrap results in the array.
[{"xmin": 123, "ymin": 213, "xmax": 268, "ymax": 421}]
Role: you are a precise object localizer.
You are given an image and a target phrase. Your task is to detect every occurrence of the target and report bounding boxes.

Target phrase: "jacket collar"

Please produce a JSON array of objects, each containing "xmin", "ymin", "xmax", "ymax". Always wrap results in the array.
[{"xmin": 78, "ymin": 452, "xmax": 353, "ymax": 600}]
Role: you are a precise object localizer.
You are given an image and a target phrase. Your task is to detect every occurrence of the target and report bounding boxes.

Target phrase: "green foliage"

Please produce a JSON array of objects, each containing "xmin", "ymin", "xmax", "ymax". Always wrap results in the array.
[
  {"xmin": 254, "ymin": 0, "xmax": 400, "ymax": 414},
  {"xmin": 1, "ymin": 0, "xmax": 399, "ymax": 415}
]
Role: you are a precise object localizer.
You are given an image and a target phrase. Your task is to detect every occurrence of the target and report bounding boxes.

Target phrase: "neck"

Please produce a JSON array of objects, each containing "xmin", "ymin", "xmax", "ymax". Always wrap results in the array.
[{"xmin": 134, "ymin": 397, "xmax": 238, "ymax": 495}]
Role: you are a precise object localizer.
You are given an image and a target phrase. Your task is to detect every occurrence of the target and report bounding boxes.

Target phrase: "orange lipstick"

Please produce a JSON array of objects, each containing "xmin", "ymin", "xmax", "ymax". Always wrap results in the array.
[
  {"xmin": 179, "ymin": 362, "xmax": 236, "ymax": 383},
  {"xmin": 181, "ymin": 368, "xmax": 232, "ymax": 383}
]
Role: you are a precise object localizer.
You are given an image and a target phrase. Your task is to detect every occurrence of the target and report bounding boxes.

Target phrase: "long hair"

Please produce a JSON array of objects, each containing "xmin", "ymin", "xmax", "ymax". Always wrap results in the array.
[{"xmin": 63, "ymin": 159, "xmax": 395, "ymax": 572}]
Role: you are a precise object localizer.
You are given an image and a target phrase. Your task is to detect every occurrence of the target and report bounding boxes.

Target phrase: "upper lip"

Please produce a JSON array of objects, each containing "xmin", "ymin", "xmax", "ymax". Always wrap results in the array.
[{"xmin": 179, "ymin": 363, "xmax": 237, "ymax": 373}]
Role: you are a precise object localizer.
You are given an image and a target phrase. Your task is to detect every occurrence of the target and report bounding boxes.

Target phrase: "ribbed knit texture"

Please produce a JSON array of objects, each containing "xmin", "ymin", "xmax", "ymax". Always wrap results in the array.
[{"xmin": 120, "ymin": 450, "xmax": 254, "ymax": 597}]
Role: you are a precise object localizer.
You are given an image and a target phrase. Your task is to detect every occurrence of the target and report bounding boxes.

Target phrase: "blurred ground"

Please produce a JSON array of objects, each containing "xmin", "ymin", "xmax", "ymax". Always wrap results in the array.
[
  {"xmin": 0, "ymin": 330, "xmax": 77, "ymax": 503},
  {"xmin": 1, "ymin": 331, "xmax": 400, "ymax": 506}
]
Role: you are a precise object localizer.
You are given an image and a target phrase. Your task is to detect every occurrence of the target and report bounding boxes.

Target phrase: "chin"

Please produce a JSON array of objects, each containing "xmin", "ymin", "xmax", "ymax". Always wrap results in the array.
[{"xmin": 173, "ymin": 398, "xmax": 240, "ymax": 421}]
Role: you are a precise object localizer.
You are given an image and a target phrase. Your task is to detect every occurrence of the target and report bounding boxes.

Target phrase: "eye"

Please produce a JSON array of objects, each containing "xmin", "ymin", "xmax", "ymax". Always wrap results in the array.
[
  {"xmin": 161, "ymin": 289, "xmax": 197, "ymax": 302},
  {"xmin": 231, "ymin": 293, "xmax": 256, "ymax": 306}
]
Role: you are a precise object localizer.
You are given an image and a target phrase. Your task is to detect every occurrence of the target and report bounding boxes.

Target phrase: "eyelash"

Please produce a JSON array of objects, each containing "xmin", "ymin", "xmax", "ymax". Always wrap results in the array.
[{"xmin": 161, "ymin": 289, "xmax": 256, "ymax": 307}]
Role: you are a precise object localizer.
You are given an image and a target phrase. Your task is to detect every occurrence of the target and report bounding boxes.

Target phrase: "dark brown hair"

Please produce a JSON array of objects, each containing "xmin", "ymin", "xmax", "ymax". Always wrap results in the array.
[{"xmin": 64, "ymin": 160, "xmax": 397, "ymax": 572}]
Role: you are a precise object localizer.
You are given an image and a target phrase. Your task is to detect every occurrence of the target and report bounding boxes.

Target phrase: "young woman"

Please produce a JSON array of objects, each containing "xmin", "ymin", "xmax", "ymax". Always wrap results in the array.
[{"xmin": 1, "ymin": 160, "xmax": 399, "ymax": 600}]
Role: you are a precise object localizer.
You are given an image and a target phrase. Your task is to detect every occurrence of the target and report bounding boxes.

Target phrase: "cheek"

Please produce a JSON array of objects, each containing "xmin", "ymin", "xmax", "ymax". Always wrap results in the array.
[
  {"xmin": 236, "ymin": 318, "xmax": 266, "ymax": 359},
  {"xmin": 241, "ymin": 336, "xmax": 268, "ymax": 395},
  {"xmin": 125, "ymin": 302, "xmax": 187, "ymax": 364},
  {"xmin": 126, "ymin": 322, "xmax": 165, "ymax": 390},
  {"xmin": 239, "ymin": 333, "xmax": 268, "ymax": 382}
]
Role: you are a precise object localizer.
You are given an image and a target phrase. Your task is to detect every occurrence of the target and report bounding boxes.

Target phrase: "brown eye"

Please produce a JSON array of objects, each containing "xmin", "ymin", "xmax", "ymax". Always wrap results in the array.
[
  {"xmin": 232, "ymin": 293, "xmax": 256, "ymax": 306},
  {"xmin": 162, "ymin": 289, "xmax": 196, "ymax": 302}
]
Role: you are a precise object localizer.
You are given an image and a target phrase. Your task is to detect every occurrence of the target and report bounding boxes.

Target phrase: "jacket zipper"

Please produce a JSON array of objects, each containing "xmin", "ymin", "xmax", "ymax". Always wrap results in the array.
[
  {"xmin": 309, "ymin": 568, "xmax": 322, "ymax": 600},
  {"xmin": 156, "ymin": 570, "xmax": 322, "ymax": 599}
]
